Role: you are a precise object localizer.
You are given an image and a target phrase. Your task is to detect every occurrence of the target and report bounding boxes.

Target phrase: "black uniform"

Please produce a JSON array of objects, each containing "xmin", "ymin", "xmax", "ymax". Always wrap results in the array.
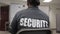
[{"xmin": 9, "ymin": 7, "xmax": 49, "ymax": 34}]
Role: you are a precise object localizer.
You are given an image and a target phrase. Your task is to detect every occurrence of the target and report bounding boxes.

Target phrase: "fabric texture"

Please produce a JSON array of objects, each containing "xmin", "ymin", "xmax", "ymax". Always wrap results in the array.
[{"xmin": 9, "ymin": 6, "xmax": 49, "ymax": 34}]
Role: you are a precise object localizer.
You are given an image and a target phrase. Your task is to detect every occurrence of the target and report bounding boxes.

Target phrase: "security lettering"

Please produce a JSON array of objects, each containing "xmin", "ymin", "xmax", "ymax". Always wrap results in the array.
[{"xmin": 20, "ymin": 18, "xmax": 48, "ymax": 28}]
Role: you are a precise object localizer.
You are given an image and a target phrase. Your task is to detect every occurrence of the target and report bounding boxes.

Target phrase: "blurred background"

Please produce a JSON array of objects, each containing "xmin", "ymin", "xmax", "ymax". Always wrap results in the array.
[{"xmin": 0, "ymin": 0, "xmax": 60, "ymax": 34}]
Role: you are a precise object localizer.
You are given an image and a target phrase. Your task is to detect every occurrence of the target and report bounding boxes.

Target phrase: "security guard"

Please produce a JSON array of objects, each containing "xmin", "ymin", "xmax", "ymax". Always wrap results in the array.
[{"xmin": 9, "ymin": 0, "xmax": 50, "ymax": 34}]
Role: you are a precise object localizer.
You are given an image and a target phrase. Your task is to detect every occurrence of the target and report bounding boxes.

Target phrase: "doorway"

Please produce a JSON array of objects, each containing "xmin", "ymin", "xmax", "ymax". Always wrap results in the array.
[{"xmin": 0, "ymin": 5, "xmax": 9, "ymax": 31}]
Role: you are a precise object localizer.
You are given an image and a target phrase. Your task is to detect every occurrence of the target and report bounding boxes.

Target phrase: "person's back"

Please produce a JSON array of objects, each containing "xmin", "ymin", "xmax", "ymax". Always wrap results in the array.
[
  {"xmin": 9, "ymin": 0, "xmax": 50, "ymax": 34},
  {"xmin": 18, "ymin": 6, "xmax": 49, "ymax": 28}
]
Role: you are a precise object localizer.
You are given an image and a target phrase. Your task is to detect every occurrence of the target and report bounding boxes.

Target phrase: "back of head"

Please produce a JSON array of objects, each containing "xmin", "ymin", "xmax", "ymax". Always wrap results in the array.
[{"xmin": 27, "ymin": 0, "xmax": 40, "ymax": 6}]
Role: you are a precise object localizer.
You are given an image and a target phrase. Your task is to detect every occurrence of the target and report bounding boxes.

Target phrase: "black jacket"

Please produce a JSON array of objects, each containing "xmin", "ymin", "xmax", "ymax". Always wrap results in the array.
[{"xmin": 9, "ymin": 7, "xmax": 49, "ymax": 34}]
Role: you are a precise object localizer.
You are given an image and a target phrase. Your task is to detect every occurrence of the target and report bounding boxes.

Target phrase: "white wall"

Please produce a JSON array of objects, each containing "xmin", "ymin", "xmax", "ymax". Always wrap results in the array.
[
  {"xmin": 49, "ymin": 4, "xmax": 60, "ymax": 34},
  {"xmin": 50, "ymin": 5, "xmax": 60, "ymax": 29},
  {"xmin": 39, "ymin": 6, "xmax": 49, "ymax": 16}
]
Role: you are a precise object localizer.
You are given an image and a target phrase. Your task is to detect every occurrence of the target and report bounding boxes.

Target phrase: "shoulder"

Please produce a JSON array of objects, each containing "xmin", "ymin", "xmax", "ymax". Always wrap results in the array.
[
  {"xmin": 14, "ymin": 9, "xmax": 27, "ymax": 18},
  {"xmin": 39, "ymin": 10, "xmax": 49, "ymax": 20},
  {"xmin": 39, "ymin": 10, "xmax": 49, "ymax": 17},
  {"xmin": 17, "ymin": 9, "xmax": 28, "ymax": 15},
  {"xmin": 16, "ymin": 9, "xmax": 28, "ymax": 15}
]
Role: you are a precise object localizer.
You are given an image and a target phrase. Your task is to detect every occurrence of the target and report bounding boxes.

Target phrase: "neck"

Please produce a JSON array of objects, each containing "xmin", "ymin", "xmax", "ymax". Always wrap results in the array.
[
  {"xmin": 28, "ymin": 5, "xmax": 32, "ymax": 8},
  {"xmin": 28, "ymin": 5, "xmax": 38, "ymax": 8}
]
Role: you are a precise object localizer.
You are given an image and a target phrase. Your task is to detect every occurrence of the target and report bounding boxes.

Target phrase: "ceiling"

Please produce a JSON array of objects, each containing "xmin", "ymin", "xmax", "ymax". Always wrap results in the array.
[{"xmin": 0, "ymin": 0, "xmax": 60, "ymax": 6}]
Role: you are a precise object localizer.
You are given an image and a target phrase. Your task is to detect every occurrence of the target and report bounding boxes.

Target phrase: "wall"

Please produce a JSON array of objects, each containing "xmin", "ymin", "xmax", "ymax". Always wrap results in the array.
[{"xmin": 49, "ymin": 4, "xmax": 60, "ymax": 34}]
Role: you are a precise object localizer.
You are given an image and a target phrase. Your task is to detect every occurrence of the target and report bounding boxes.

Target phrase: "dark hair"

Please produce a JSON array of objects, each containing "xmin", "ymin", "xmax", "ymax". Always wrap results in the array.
[{"xmin": 27, "ymin": 0, "xmax": 40, "ymax": 6}]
